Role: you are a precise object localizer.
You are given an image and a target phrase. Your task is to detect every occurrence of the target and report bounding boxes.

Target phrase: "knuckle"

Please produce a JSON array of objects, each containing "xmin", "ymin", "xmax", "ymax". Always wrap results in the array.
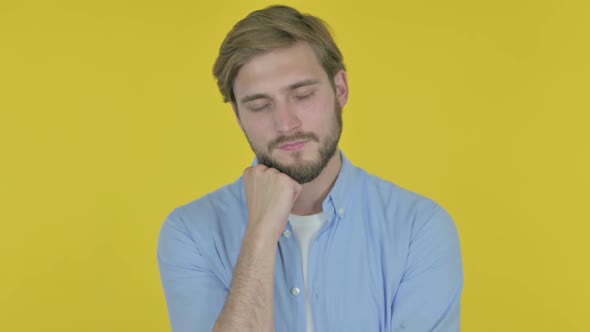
[
  {"xmin": 265, "ymin": 167, "xmax": 279, "ymax": 175},
  {"xmin": 253, "ymin": 164, "xmax": 267, "ymax": 172}
]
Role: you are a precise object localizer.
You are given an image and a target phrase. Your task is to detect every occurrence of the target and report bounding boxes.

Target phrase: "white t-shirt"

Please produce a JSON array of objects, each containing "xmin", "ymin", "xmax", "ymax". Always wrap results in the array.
[{"xmin": 289, "ymin": 212, "xmax": 325, "ymax": 332}]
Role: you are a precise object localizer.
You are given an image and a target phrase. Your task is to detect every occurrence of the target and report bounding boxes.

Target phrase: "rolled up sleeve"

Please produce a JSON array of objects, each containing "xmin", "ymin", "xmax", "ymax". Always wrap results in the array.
[
  {"xmin": 157, "ymin": 210, "xmax": 228, "ymax": 332},
  {"xmin": 391, "ymin": 206, "xmax": 464, "ymax": 331}
]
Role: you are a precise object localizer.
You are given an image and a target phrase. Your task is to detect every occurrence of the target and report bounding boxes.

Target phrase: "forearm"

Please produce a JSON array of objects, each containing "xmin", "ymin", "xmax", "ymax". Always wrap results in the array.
[{"xmin": 214, "ymin": 228, "xmax": 278, "ymax": 332}]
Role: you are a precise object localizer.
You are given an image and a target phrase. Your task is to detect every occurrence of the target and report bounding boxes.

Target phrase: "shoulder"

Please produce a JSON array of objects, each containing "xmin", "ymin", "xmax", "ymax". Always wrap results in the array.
[
  {"xmin": 158, "ymin": 178, "xmax": 247, "ymax": 286},
  {"xmin": 356, "ymin": 168, "xmax": 454, "ymax": 238},
  {"xmin": 174, "ymin": 178, "xmax": 245, "ymax": 221},
  {"xmin": 361, "ymin": 169, "xmax": 440, "ymax": 215},
  {"xmin": 160, "ymin": 177, "xmax": 247, "ymax": 248}
]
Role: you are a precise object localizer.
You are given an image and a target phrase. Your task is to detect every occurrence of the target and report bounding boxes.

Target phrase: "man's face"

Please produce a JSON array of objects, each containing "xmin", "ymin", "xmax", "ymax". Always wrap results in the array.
[{"xmin": 232, "ymin": 41, "xmax": 348, "ymax": 184}]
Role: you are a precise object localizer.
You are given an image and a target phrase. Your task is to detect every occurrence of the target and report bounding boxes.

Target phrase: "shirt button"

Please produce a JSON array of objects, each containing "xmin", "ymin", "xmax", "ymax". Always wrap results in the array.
[
  {"xmin": 290, "ymin": 287, "xmax": 300, "ymax": 296},
  {"xmin": 337, "ymin": 208, "xmax": 345, "ymax": 215},
  {"xmin": 282, "ymin": 229, "xmax": 291, "ymax": 238}
]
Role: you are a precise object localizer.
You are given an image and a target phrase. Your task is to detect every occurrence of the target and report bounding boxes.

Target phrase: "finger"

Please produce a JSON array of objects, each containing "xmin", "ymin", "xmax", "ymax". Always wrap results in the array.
[
  {"xmin": 265, "ymin": 167, "xmax": 279, "ymax": 174},
  {"xmin": 252, "ymin": 164, "xmax": 268, "ymax": 172}
]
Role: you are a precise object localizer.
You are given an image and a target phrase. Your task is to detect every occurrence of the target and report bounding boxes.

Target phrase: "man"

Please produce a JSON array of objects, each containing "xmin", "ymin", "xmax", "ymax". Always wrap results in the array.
[{"xmin": 158, "ymin": 5, "xmax": 463, "ymax": 332}]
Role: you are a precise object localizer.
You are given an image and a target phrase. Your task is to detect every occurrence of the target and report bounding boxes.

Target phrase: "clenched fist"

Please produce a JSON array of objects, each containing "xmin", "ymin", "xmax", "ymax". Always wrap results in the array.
[{"xmin": 243, "ymin": 164, "xmax": 302, "ymax": 242}]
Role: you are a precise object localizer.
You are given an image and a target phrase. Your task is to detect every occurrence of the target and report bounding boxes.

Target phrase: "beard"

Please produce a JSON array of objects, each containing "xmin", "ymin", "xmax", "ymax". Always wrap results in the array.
[{"xmin": 247, "ymin": 103, "xmax": 343, "ymax": 184}]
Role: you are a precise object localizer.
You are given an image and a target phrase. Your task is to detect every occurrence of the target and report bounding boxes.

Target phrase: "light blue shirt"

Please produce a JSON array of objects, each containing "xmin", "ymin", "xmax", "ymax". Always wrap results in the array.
[{"xmin": 158, "ymin": 153, "xmax": 463, "ymax": 331}]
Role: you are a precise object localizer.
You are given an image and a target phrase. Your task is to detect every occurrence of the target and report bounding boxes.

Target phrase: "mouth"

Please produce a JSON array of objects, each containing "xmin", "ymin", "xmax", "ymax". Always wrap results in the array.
[{"xmin": 278, "ymin": 140, "xmax": 308, "ymax": 151}]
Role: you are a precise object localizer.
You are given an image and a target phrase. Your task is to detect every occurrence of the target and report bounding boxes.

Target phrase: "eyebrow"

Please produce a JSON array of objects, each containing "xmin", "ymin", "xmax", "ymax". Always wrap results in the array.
[
  {"xmin": 287, "ymin": 79, "xmax": 320, "ymax": 90},
  {"xmin": 239, "ymin": 79, "xmax": 320, "ymax": 103},
  {"xmin": 240, "ymin": 93, "xmax": 270, "ymax": 103}
]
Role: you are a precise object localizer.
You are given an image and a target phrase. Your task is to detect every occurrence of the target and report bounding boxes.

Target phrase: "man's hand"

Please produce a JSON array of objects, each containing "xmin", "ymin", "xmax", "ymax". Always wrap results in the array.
[{"xmin": 243, "ymin": 164, "xmax": 302, "ymax": 242}]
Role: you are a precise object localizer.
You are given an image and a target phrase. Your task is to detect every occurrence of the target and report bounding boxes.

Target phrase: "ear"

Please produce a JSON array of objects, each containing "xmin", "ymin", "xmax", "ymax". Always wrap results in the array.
[
  {"xmin": 333, "ymin": 70, "xmax": 349, "ymax": 108},
  {"xmin": 231, "ymin": 102, "xmax": 243, "ymax": 131}
]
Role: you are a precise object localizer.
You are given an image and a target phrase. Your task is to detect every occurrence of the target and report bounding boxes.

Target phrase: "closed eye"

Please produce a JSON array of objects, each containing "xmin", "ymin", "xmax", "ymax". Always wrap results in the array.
[
  {"xmin": 251, "ymin": 104, "xmax": 270, "ymax": 112},
  {"xmin": 294, "ymin": 92, "xmax": 315, "ymax": 100}
]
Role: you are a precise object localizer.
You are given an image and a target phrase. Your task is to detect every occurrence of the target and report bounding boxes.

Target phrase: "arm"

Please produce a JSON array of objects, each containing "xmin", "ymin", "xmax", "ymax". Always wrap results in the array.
[
  {"xmin": 391, "ymin": 206, "xmax": 464, "ymax": 331},
  {"xmin": 214, "ymin": 165, "xmax": 301, "ymax": 332},
  {"xmin": 212, "ymin": 227, "xmax": 277, "ymax": 332},
  {"xmin": 158, "ymin": 211, "xmax": 279, "ymax": 332},
  {"xmin": 159, "ymin": 165, "xmax": 300, "ymax": 332}
]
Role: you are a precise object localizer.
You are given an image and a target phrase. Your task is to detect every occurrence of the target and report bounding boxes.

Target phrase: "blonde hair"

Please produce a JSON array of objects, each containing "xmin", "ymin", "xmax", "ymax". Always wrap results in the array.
[{"xmin": 213, "ymin": 5, "xmax": 346, "ymax": 103}]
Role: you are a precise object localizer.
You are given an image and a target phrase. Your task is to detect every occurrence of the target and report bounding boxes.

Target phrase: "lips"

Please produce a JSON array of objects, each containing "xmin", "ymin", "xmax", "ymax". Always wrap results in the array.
[{"xmin": 279, "ymin": 140, "xmax": 308, "ymax": 151}]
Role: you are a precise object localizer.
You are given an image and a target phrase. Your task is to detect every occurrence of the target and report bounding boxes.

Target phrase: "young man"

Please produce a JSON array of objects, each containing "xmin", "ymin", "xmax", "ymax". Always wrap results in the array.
[{"xmin": 158, "ymin": 5, "xmax": 463, "ymax": 332}]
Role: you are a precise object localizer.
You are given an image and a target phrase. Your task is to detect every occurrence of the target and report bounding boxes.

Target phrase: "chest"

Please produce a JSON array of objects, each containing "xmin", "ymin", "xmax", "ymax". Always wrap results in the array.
[{"xmin": 274, "ymin": 211, "xmax": 409, "ymax": 331}]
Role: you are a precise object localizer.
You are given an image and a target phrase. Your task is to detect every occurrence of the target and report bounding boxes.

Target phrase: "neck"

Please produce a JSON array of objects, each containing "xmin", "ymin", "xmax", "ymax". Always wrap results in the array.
[{"xmin": 291, "ymin": 150, "xmax": 342, "ymax": 216}]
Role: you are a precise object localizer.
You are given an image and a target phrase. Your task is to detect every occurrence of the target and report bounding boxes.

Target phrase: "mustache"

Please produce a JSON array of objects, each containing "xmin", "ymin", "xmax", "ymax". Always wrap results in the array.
[{"xmin": 268, "ymin": 132, "xmax": 319, "ymax": 150}]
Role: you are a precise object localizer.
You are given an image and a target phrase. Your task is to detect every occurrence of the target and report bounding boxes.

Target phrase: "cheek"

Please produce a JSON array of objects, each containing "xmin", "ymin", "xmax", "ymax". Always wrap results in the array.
[
  {"xmin": 241, "ymin": 117, "xmax": 271, "ymax": 145},
  {"xmin": 302, "ymin": 96, "xmax": 335, "ymax": 126}
]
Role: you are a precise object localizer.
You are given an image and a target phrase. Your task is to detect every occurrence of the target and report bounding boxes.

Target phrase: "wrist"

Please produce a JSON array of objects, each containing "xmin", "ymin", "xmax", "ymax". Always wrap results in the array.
[{"xmin": 247, "ymin": 215, "xmax": 286, "ymax": 240}]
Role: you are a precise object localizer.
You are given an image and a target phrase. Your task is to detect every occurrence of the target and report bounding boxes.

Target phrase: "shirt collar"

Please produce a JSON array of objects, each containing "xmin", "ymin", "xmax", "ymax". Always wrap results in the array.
[{"xmin": 321, "ymin": 151, "xmax": 357, "ymax": 221}]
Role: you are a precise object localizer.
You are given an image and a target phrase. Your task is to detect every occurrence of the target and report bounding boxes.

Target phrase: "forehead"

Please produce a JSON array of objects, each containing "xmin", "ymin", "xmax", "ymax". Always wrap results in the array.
[{"xmin": 233, "ymin": 41, "xmax": 327, "ymax": 99}]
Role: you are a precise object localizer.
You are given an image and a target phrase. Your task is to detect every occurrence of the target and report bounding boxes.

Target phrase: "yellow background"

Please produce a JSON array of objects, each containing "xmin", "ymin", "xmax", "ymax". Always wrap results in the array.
[{"xmin": 1, "ymin": 0, "xmax": 588, "ymax": 331}]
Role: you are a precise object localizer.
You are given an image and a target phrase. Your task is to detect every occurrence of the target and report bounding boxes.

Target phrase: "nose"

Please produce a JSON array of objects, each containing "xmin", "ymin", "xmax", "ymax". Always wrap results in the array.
[{"xmin": 273, "ymin": 101, "xmax": 301, "ymax": 133}]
